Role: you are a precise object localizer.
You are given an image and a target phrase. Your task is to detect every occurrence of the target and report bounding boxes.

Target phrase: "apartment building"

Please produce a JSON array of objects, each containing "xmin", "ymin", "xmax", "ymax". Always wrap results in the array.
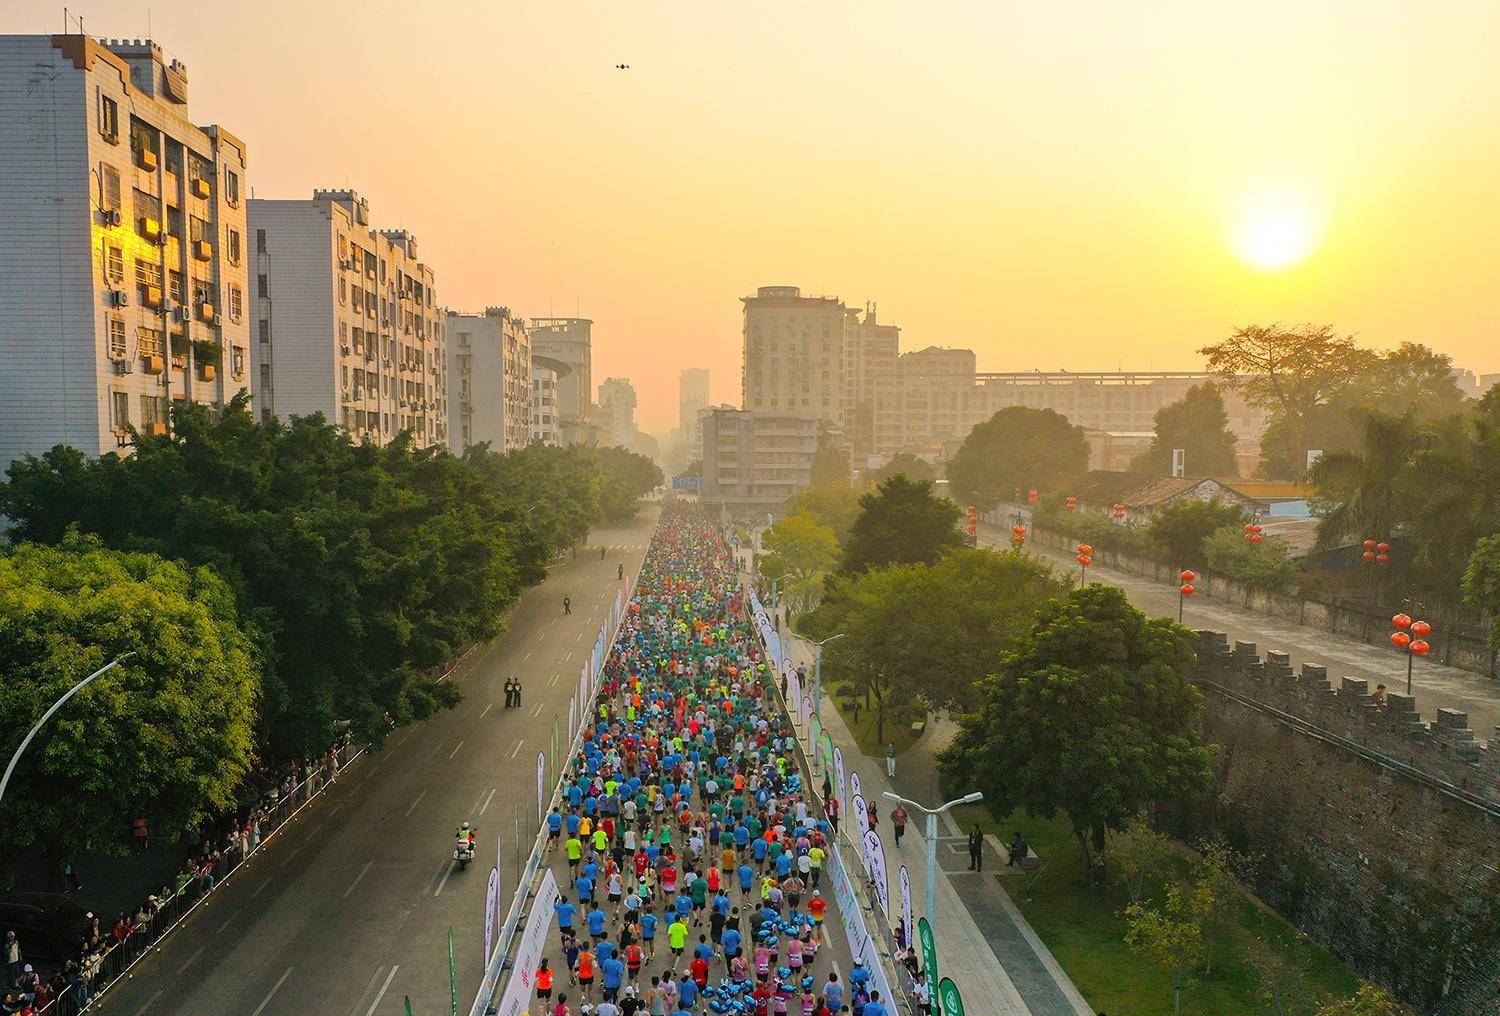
[
  {"xmin": 597, "ymin": 377, "xmax": 638, "ymax": 450},
  {"xmin": 447, "ymin": 306, "xmax": 532, "ymax": 453},
  {"xmin": 700, "ymin": 408, "xmax": 819, "ymax": 515},
  {"xmin": 531, "ymin": 317, "xmax": 593, "ymax": 444},
  {"xmin": 247, "ymin": 189, "xmax": 447, "ymax": 448},
  {"xmin": 741, "ymin": 286, "xmax": 849, "ymax": 427},
  {"xmin": 0, "ymin": 34, "xmax": 251, "ymax": 466},
  {"xmin": 679, "ymin": 367, "xmax": 710, "ymax": 461},
  {"xmin": 531, "ymin": 354, "xmax": 567, "ymax": 446}
]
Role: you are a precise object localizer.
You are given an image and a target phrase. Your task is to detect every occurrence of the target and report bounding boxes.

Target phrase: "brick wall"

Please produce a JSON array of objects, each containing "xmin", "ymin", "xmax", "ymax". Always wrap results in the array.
[{"xmin": 1186, "ymin": 632, "xmax": 1500, "ymax": 1014}]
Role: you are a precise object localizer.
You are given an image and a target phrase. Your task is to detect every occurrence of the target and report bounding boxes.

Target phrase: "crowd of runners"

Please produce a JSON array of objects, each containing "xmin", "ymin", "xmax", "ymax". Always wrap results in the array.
[{"xmin": 529, "ymin": 504, "xmax": 890, "ymax": 1016}]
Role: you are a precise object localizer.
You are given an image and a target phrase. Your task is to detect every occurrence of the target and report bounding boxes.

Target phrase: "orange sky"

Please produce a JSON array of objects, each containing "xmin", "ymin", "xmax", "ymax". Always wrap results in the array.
[{"xmin": 14, "ymin": 1, "xmax": 1500, "ymax": 430}]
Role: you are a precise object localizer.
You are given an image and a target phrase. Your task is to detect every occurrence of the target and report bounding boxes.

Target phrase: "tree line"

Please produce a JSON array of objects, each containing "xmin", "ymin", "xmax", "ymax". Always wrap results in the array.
[{"xmin": 0, "ymin": 395, "xmax": 661, "ymax": 866}]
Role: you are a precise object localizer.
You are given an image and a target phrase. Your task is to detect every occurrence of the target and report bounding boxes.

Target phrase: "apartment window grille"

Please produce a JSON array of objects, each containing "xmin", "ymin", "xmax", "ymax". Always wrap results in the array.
[{"xmin": 107, "ymin": 317, "xmax": 127, "ymax": 359}]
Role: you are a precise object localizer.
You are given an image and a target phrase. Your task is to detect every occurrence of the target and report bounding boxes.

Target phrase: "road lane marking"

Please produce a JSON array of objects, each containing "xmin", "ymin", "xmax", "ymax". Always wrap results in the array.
[
  {"xmin": 480, "ymin": 703, "xmax": 493, "ymax": 719},
  {"xmin": 344, "ymin": 859, "xmax": 375, "ymax": 898},
  {"xmin": 433, "ymin": 862, "xmax": 456, "ymax": 897},
  {"xmin": 479, "ymin": 787, "xmax": 497, "ymax": 815},
  {"xmin": 279, "ymin": 845, "xmax": 303, "ymax": 868},
  {"xmin": 531, "ymin": 703, "xmax": 544, "ymax": 717},
  {"xmin": 175, "ymin": 945, "xmax": 205, "ymax": 974},
  {"xmin": 214, "ymin": 909, "xmax": 240, "ymax": 934},
  {"xmin": 251, "ymin": 875, "xmax": 273, "ymax": 896},
  {"xmin": 548, "ymin": 674, "xmax": 559, "ymax": 686},
  {"xmin": 133, "ymin": 988, "xmax": 164, "ymax": 1014},
  {"xmin": 449, "ymin": 740, "xmax": 465, "ymax": 759},
  {"xmin": 509, "ymin": 739, "xmax": 525, "ymax": 758},
  {"xmin": 406, "ymin": 790, "xmax": 427, "ymax": 815},
  {"xmin": 249, "ymin": 966, "xmax": 293, "ymax": 1016},
  {"xmin": 524, "ymin": 651, "xmax": 532, "ymax": 661},
  {"xmin": 365, "ymin": 965, "xmax": 400, "ymax": 1016}
]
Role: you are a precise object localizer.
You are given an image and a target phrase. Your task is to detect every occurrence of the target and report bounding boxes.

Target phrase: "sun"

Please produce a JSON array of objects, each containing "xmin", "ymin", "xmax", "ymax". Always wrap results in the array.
[{"xmin": 1228, "ymin": 182, "xmax": 1324, "ymax": 272}]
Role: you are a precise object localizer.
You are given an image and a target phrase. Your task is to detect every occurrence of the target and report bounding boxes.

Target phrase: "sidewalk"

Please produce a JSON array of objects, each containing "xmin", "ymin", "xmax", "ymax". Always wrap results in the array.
[{"xmin": 783, "ymin": 639, "xmax": 1095, "ymax": 1016}]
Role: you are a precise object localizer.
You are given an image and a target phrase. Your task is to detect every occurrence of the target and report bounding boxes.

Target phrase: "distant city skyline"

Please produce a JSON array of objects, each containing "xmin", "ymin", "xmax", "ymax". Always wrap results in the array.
[{"xmin": 7, "ymin": 2, "xmax": 1500, "ymax": 429}]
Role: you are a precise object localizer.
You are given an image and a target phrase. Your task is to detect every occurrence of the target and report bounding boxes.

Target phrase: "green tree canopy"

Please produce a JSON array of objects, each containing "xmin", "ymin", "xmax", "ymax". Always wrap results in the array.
[
  {"xmin": 947, "ymin": 406, "xmax": 1089, "ymax": 506},
  {"xmin": 782, "ymin": 483, "xmax": 863, "ymax": 546},
  {"xmin": 1145, "ymin": 498, "xmax": 1247, "ymax": 570},
  {"xmin": 760, "ymin": 512, "xmax": 840, "ymax": 612},
  {"xmin": 938, "ymin": 584, "xmax": 1213, "ymax": 880},
  {"xmin": 840, "ymin": 474, "xmax": 962, "ymax": 574},
  {"xmin": 865, "ymin": 452, "xmax": 936, "ymax": 486},
  {"xmin": 810, "ymin": 434, "xmax": 851, "ymax": 486},
  {"xmin": 1130, "ymin": 384, "xmax": 1239, "ymax": 477},
  {"xmin": 0, "ymin": 534, "xmax": 258, "ymax": 867},
  {"xmin": 1308, "ymin": 410, "xmax": 1424, "ymax": 552}
]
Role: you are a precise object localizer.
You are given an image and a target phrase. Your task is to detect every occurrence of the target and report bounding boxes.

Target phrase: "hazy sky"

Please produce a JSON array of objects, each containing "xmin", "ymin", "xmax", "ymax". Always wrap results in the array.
[{"xmin": 15, "ymin": 1, "xmax": 1500, "ymax": 429}]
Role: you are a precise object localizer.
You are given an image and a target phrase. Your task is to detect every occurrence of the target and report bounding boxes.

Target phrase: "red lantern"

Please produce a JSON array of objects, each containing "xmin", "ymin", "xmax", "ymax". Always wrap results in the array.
[
  {"xmin": 1250, "ymin": 534, "xmax": 1263, "ymax": 543},
  {"xmin": 1377, "ymin": 542, "xmax": 1390, "ymax": 552},
  {"xmin": 1179, "ymin": 569, "xmax": 1196, "ymax": 582},
  {"xmin": 1410, "ymin": 620, "xmax": 1431, "ymax": 637},
  {"xmin": 1077, "ymin": 544, "xmax": 1093, "ymax": 555},
  {"xmin": 1028, "ymin": 489, "xmax": 1039, "ymax": 503},
  {"xmin": 1251, "ymin": 524, "xmax": 1263, "ymax": 533},
  {"xmin": 1362, "ymin": 551, "xmax": 1375, "ymax": 561},
  {"xmin": 1376, "ymin": 553, "xmax": 1390, "ymax": 564},
  {"xmin": 1243, "ymin": 522, "xmax": 1254, "ymax": 531},
  {"xmin": 1391, "ymin": 631, "xmax": 1412, "ymax": 648},
  {"xmin": 1077, "ymin": 554, "xmax": 1093, "ymax": 566},
  {"xmin": 1363, "ymin": 539, "xmax": 1377, "ymax": 549},
  {"xmin": 1012, "ymin": 525, "xmax": 1027, "ymax": 537},
  {"xmin": 1392, "ymin": 613, "xmax": 1412, "ymax": 629},
  {"xmin": 1410, "ymin": 639, "xmax": 1431, "ymax": 655},
  {"xmin": 1180, "ymin": 583, "xmax": 1195, "ymax": 596}
]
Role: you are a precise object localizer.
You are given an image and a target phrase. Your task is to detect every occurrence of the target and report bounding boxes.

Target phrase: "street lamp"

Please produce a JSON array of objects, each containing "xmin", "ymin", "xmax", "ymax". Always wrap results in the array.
[
  {"xmin": 883, "ymin": 790, "xmax": 984, "ymax": 948},
  {"xmin": 792, "ymin": 632, "xmax": 846, "ymax": 717},
  {"xmin": 1390, "ymin": 614, "xmax": 1432, "ymax": 695},
  {"xmin": 1076, "ymin": 543, "xmax": 1093, "ymax": 588},
  {"xmin": 1177, "ymin": 569, "xmax": 1196, "ymax": 622},
  {"xmin": 0, "ymin": 651, "xmax": 138, "ymax": 812}
]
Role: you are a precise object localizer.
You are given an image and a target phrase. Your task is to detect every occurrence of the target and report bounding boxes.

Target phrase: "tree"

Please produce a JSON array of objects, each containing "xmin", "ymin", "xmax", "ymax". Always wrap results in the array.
[
  {"xmin": 1203, "ymin": 525, "xmax": 1297, "ymax": 589},
  {"xmin": 1124, "ymin": 881, "xmax": 1209, "ymax": 1016},
  {"xmin": 0, "ymin": 534, "xmax": 258, "ymax": 869},
  {"xmin": 840, "ymin": 475, "xmax": 962, "ymax": 574},
  {"xmin": 938, "ymin": 585, "xmax": 1213, "ymax": 882},
  {"xmin": 782, "ymin": 483, "xmax": 863, "ymax": 546},
  {"xmin": 1110, "ymin": 813, "xmax": 1174, "ymax": 904},
  {"xmin": 760, "ymin": 512, "xmax": 840, "ymax": 612},
  {"xmin": 593, "ymin": 445, "xmax": 665, "ymax": 522},
  {"xmin": 865, "ymin": 453, "xmax": 935, "ymax": 486},
  {"xmin": 1245, "ymin": 935, "xmax": 1314, "ymax": 1016},
  {"xmin": 1193, "ymin": 838, "xmax": 1250, "ymax": 974},
  {"xmin": 946, "ymin": 406, "xmax": 1089, "ymax": 506},
  {"xmin": 1314, "ymin": 986, "xmax": 1408, "ymax": 1016},
  {"xmin": 1130, "ymin": 384, "xmax": 1239, "ymax": 477},
  {"xmin": 1144, "ymin": 498, "xmax": 1246, "ymax": 569},
  {"xmin": 810, "ymin": 434, "xmax": 851, "ymax": 486},
  {"xmin": 1462, "ymin": 535, "xmax": 1500, "ymax": 651},
  {"xmin": 1375, "ymin": 342, "xmax": 1467, "ymax": 420},
  {"xmin": 1308, "ymin": 411, "xmax": 1424, "ymax": 552}
]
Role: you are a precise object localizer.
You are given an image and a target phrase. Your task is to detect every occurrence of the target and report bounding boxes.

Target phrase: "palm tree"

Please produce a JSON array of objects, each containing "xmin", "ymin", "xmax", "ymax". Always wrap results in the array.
[
  {"xmin": 1308, "ymin": 409, "xmax": 1425, "ymax": 553},
  {"xmin": 1403, "ymin": 401, "xmax": 1500, "ymax": 598}
]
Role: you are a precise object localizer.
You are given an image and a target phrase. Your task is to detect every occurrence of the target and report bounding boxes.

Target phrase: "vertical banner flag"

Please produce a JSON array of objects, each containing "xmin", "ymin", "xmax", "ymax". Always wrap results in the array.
[
  {"xmin": 850, "ymin": 770, "xmax": 862, "ymax": 803},
  {"xmin": 802, "ymin": 695, "xmax": 813, "ymax": 737},
  {"xmin": 918, "ymin": 917, "xmax": 939, "ymax": 1016},
  {"xmin": 809, "ymin": 715, "xmax": 823, "ymax": 770},
  {"xmin": 900, "ymin": 865, "xmax": 913, "ymax": 950},
  {"xmin": 834, "ymin": 748, "xmax": 847, "ymax": 819},
  {"xmin": 819, "ymin": 731, "xmax": 835, "ymax": 775},
  {"xmin": 448, "ymin": 926, "xmax": 458, "ymax": 1016},
  {"xmin": 864, "ymin": 829, "xmax": 890, "ymax": 919},
  {"xmin": 851, "ymin": 793, "xmax": 868, "ymax": 856},
  {"xmin": 536, "ymin": 751, "xmax": 546, "ymax": 822},
  {"xmin": 568, "ymin": 695, "xmax": 576, "ymax": 742},
  {"xmin": 493, "ymin": 869, "xmax": 561, "ymax": 1016},
  {"xmin": 484, "ymin": 866, "xmax": 500, "ymax": 960},
  {"xmin": 938, "ymin": 977, "xmax": 966, "ymax": 1016}
]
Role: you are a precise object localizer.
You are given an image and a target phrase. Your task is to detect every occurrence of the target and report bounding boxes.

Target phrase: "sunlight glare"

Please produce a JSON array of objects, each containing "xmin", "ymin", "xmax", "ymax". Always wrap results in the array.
[{"xmin": 1229, "ymin": 181, "xmax": 1325, "ymax": 272}]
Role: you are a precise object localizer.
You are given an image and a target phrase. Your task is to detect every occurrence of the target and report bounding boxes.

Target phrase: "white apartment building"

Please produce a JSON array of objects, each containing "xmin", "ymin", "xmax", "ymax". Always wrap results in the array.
[
  {"xmin": 531, "ymin": 355, "xmax": 568, "ymax": 446},
  {"xmin": 0, "ymin": 34, "xmax": 252, "ymax": 466},
  {"xmin": 700, "ymin": 408, "xmax": 819, "ymax": 515},
  {"xmin": 741, "ymin": 286, "xmax": 849, "ymax": 427},
  {"xmin": 247, "ymin": 190, "xmax": 447, "ymax": 449},
  {"xmin": 531, "ymin": 317, "xmax": 593, "ymax": 444},
  {"xmin": 596, "ymin": 377, "xmax": 638, "ymax": 450},
  {"xmin": 679, "ymin": 367, "xmax": 710, "ymax": 461},
  {"xmin": 447, "ymin": 307, "xmax": 532, "ymax": 453}
]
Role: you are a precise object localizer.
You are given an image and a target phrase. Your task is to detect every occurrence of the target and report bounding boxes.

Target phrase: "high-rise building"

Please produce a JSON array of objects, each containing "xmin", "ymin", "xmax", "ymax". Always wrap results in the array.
[
  {"xmin": 741, "ymin": 286, "xmax": 848, "ymax": 426},
  {"xmin": 596, "ymin": 377, "xmax": 638, "ymax": 450},
  {"xmin": 0, "ymin": 34, "xmax": 252, "ymax": 466},
  {"xmin": 446, "ymin": 307, "xmax": 532, "ymax": 453},
  {"xmin": 246, "ymin": 189, "xmax": 447, "ymax": 448},
  {"xmin": 531, "ymin": 355, "xmax": 568, "ymax": 446},
  {"xmin": 678, "ymin": 367, "xmax": 710, "ymax": 460},
  {"xmin": 844, "ymin": 305, "xmax": 900, "ymax": 458},
  {"xmin": 700, "ymin": 408, "xmax": 819, "ymax": 515},
  {"xmin": 531, "ymin": 317, "xmax": 593, "ymax": 443}
]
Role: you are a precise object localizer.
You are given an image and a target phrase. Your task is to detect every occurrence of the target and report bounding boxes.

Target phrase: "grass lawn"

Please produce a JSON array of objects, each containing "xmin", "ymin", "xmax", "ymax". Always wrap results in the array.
[
  {"xmin": 954, "ymin": 805, "xmax": 1364, "ymax": 1016},
  {"xmin": 827, "ymin": 690, "xmax": 922, "ymax": 759}
]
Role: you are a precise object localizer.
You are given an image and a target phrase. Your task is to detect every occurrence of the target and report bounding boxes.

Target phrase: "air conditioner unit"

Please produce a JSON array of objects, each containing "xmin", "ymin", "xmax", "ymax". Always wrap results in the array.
[
  {"xmin": 109, "ymin": 289, "xmax": 130, "ymax": 308},
  {"xmin": 113, "ymin": 360, "xmax": 133, "ymax": 375},
  {"xmin": 340, "ymin": 344, "xmax": 351, "ymax": 355},
  {"xmin": 172, "ymin": 306, "xmax": 189, "ymax": 324},
  {"xmin": 102, "ymin": 208, "xmax": 122, "ymax": 227}
]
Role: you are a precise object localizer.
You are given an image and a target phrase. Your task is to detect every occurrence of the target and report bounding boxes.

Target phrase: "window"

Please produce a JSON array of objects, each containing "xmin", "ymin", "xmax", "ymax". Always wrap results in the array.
[
  {"xmin": 107, "ymin": 317, "xmax": 127, "ymax": 359},
  {"xmin": 259, "ymin": 319, "xmax": 271, "ymax": 343},
  {"xmin": 137, "ymin": 327, "xmax": 164, "ymax": 357},
  {"xmin": 193, "ymin": 279, "xmax": 214, "ymax": 307},
  {"xmin": 101, "ymin": 164, "xmax": 121, "ymax": 211},
  {"xmin": 256, "ymin": 228, "xmax": 267, "ymax": 254},
  {"xmin": 169, "ymin": 270, "xmax": 186, "ymax": 305},
  {"xmin": 140, "ymin": 394, "xmax": 167, "ymax": 425},
  {"xmin": 224, "ymin": 168, "xmax": 240, "ymax": 206},
  {"xmin": 231, "ymin": 345, "xmax": 245, "ymax": 377},
  {"xmin": 339, "ymin": 277, "xmax": 347, "ymax": 304},
  {"xmin": 134, "ymin": 259, "xmax": 162, "ymax": 301},
  {"xmin": 105, "ymin": 245, "xmax": 125, "ymax": 284},
  {"xmin": 229, "ymin": 285, "xmax": 243, "ymax": 322},
  {"xmin": 257, "ymin": 274, "xmax": 269, "ymax": 297},
  {"xmin": 111, "ymin": 390, "xmax": 130, "ymax": 430},
  {"xmin": 190, "ymin": 215, "xmax": 210, "ymax": 245},
  {"xmin": 226, "ymin": 228, "xmax": 241, "ymax": 265},
  {"xmin": 165, "ymin": 205, "xmax": 183, "ymax": 239},
  {"xmin": 98, "ymin": 92, "xmax": 119, "ymax": 141}
]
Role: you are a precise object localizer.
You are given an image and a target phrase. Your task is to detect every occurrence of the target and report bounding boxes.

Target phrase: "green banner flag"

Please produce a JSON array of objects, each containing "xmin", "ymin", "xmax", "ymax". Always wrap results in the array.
[
  {"xmin": 448, "ymin": 926, "xmax": 457, "ymax": 1016},
  {"xmin": 938, "ymin": 977, "xmax": 964, "ymax": 1016},
  {"xmin": 918, "ymin": 917, "xmax": 940, "ymax": 1016},
  {"xmin": 404, "ymin": 996, "xmax": 413, "ymax": 1016}
]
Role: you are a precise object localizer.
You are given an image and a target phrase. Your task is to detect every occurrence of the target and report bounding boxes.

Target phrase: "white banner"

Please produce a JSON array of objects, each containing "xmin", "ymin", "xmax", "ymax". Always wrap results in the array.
[
  {"xmin": 492, "ymin": 869, "xmax": 561, "ymax": 1016},
  {"xmin": 850, "ymin": 770, "xmax": 862, "ymax": 803},
  {"xmin": 851, "ymin": 793, "xmax": 868, "ymax": 860},
  {"xmin": 864, "ymin": 829, "xmax": 889, "ymax": 920},
  {"xmin": 834, "ymin": 748, "xmax": 847, "ymax": 823},
  {"xmin": 900, "ymin": 865, "xmax": 913, "ymax": 948},
  {"xmin": 826, "ymin": 844, "xmax": 896, "ymax": 1005},
  {"xmin": 568, "ymin": 695, "xmax": 576, "ymax": 743},
  {"xmin": 484, "ymin": 866, "xmax": 500, "ymax": 960},
  {"xmin": 536, "ymin": 751, "xmax": 546, "ymax": 822}
]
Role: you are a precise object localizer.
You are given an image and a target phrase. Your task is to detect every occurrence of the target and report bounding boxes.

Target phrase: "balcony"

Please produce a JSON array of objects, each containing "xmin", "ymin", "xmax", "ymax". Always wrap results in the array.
[{"xmin": 194, "ymin": 239, "xmax": 213, "ymax": 261}]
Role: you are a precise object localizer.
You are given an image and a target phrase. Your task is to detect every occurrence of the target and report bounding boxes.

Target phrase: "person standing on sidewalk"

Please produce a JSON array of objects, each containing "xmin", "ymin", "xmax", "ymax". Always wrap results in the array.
[
  {"xmin": 885, "ymin": 742, "xmax": 897, "ymax": 778},
  {"xmin": 967, "ymin": 824, "xmax": 985, "ymax": 871}
]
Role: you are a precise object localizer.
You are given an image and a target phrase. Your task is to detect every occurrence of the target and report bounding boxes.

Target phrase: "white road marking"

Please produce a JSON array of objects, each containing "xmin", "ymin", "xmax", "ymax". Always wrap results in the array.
[
  {"xmin": 251, "ymin": 875, "xmax": 273, "ymax": 896},
  {"xmin": 175, "ymin": 945, "xmax": 205, "ymax": 974},
  {"xmin": 406, "ymin": 789, "xmax": 427, "ymax": 815},
  {"xmin": 479, "ymin": 787, "xmax": 497, "ymax": 815},
  {"xmin": 433, "ymin": 862, "xmax": 456, "ymax": 897},
  {"xmin": 524, "ymin": 651, "xmax": 532, "ymax": 661},
  {"xmin": 249, "ymin": 966, "xmax": 293, "ymax": 1016},
  {"xmin": 365, "ymin": 965, "xmax": 400, "ymax": 1016},
  {"xmin": 133, "ymin": 988, "xmax": 164, "ymax": 1015},
  {"xmin": 279, "ymin": 845, "xmax": 303, "ymax": 868},
  {"xmin": 548, "ymin": 674, "xmax": 559, "ymax": 686},
  {"xmin": 344, "ymin": 859, "xmax": 375, "ymax": 899},
  {"xmin": 448, "ymin": 740, "xmax": 465, "ymax": 759},
  {"xmin": 509, "ymin": 739, "xmax": 525, "ymax": 758},
  {"xmin": 480, "ymin": 703, "xmax": 493, "ymax": 719},
  {"xmin": 531, "ymin": 703, "xmax": 544, "ymax": 717},
  {"xmin": 214, "ymin": 910, "xmax": 240, "ymax": 934}
]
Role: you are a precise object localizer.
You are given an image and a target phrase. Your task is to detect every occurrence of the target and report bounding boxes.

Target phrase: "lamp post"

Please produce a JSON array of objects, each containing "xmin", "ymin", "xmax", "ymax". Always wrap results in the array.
[
  {"xmin": 793, "ymin": 632, "xmax": 846, "ymax": 717},
  {"xmin": 1178, "ymin": 570, "xmax": 1196, "ymax": 622},
  {"xmin": 1076, "ymin": 544, "xmax": 1093, "ymax": 589},
  {"xmin": 1390, "ymin": 614, "xmax": 1432, "ymax": 696},
  {"xmin": 0, "ymin": 651, "xmax": 138, "ymax": 812},
  {"xmin": 883, "ymin": 790, "xmax": 984, "ymax": 950}
]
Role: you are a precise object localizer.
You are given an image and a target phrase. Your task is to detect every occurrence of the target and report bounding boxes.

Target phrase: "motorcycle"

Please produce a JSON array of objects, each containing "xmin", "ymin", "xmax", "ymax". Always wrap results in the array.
[{"xmin": 455, "ymin": 835, "xmax": 476, "ymax": 870}]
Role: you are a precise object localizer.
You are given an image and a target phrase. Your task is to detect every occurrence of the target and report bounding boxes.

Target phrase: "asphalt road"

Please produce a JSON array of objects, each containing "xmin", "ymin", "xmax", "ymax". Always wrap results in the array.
[
  {"xmin": 981, "ymin": 522, "xmax": 1500, "ymax": 741},
  {"xmin": 97, "ymin": 510, "xmax": 660, "ymax": 1016}
]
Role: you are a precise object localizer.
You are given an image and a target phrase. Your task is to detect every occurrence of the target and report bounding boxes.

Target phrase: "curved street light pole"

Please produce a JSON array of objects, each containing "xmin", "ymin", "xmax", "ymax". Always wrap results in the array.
[
  {"xmin": 0, "ymin": 651, "xmax": 138, "ymax": 812},
  {"xmin": 790, "ymin": 632, "xmax": 846, "ymax": 719},
  {"xmin": 883, "ymin": 790, "xmax": 984, "ymax": 952}
]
